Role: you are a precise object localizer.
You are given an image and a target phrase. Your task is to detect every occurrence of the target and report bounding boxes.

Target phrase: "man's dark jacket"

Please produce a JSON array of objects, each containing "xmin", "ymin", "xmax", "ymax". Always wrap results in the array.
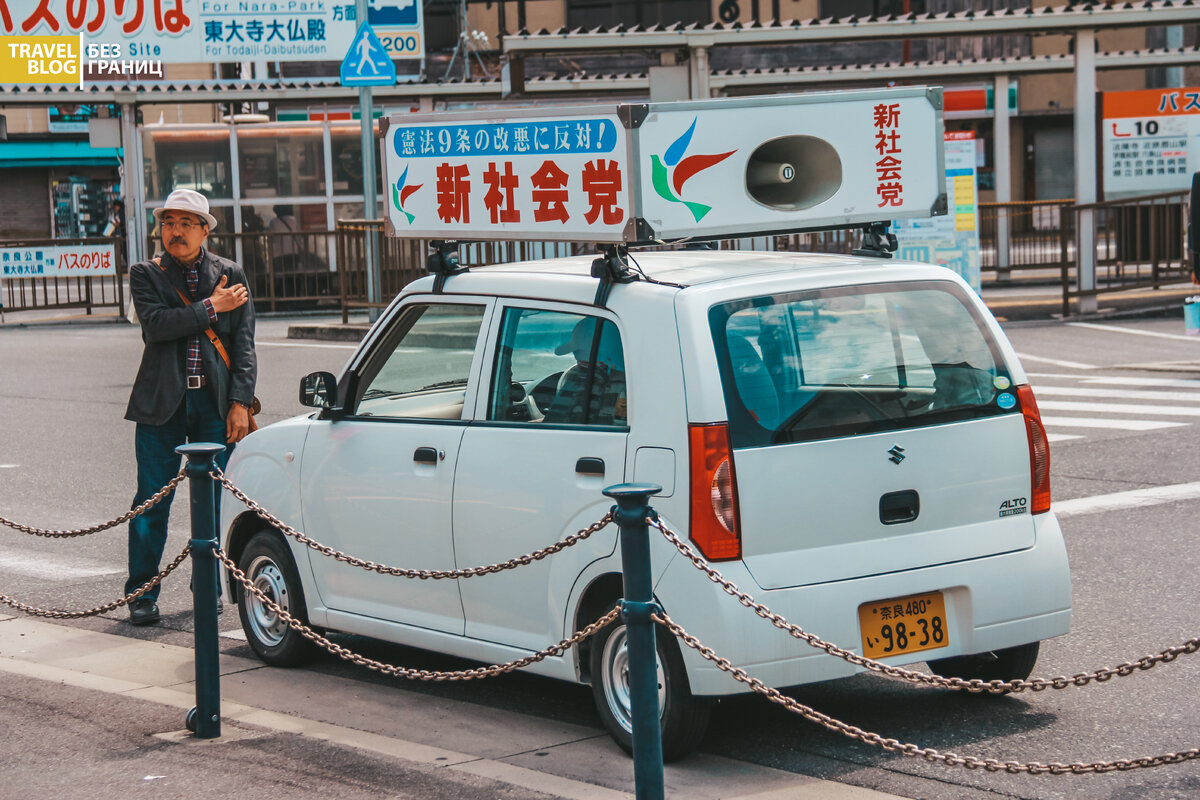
[{"xmin": 124, "ymin": 249, "xmax": 257, "ymax": 426}]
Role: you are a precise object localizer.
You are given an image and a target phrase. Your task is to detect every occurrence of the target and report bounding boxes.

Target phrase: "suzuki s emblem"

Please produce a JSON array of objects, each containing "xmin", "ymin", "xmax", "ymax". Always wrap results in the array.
[{"xmin": 888, "ymin": 445, "xmax": 906, "ymax": 464}]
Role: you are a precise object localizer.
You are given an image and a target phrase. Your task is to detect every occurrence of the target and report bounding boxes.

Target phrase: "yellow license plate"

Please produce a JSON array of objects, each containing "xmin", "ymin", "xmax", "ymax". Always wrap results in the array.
[{"xmin": 858, "ymin": 591, "xmax": 948, "ymax": 660}]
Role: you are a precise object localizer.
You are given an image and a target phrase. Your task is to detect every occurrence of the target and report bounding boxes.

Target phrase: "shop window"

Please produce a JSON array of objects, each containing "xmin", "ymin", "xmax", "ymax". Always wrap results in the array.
[
  {"xmin": 142, "ymin": 128, "xmax": 232, "ymax": 201},
  {"xmin": 237, "ymin": 125, "xmax": 326, "ymax": 198},
  {"xmin": 331, "ymin": 126, "xmax": 383, "ymax": 195}
]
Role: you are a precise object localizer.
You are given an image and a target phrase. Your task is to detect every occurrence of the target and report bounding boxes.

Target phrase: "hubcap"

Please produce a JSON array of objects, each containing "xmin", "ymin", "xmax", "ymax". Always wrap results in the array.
[
  {"xmin": 600, "ymin": 624, "xmax": 667, "ymax": 733},
  {"xmin": 246, "ymin": 554, "xmax": 290, "ymax": 647}
]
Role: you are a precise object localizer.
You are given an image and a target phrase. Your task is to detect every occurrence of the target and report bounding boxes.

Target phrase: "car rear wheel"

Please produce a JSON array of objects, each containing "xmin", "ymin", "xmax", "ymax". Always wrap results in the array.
[
  {"xmin": 237, "ymin": 531, "xmax": 317, "ymax": 667},
  {"xmin": 928, "ymin": 641, "xmax": 1040, "ymax": 686},
  {"xmin": 589, "ymin": 603, "xmax": 710, "ymax": 761}
]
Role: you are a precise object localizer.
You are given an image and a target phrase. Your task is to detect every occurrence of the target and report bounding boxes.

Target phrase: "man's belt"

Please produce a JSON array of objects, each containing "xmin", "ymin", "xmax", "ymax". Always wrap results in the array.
[{"xmin": 186, "ymin": 375, "xmax": 207, "ymax": 389}]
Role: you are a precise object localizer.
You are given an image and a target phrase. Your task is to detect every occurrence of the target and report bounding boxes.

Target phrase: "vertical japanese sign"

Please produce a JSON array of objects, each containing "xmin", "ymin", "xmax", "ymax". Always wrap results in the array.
[
  {"xmin": 384, "ymin": 113, "xmax": 631, "ymax": 242},
  {"xmin": 1102, "ymin": 87, "xmax": 1200, "ymax": 198},
  {"xmin": 893, "ymin": 132, "xmax": 981, "ymax": 292}
]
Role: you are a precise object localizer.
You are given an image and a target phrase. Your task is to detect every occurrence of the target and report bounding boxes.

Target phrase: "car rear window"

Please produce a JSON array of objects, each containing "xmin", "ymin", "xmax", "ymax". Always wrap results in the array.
[{"xmin": 709, "ymin": 280, "xmax": 1017, "ymax": 447}]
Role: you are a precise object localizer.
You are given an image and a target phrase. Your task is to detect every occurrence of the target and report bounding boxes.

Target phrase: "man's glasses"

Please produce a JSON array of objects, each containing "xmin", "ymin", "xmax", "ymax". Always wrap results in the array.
[{"xmin": 161, "ymin": 220, "xmax": 205, "ymax": 232}]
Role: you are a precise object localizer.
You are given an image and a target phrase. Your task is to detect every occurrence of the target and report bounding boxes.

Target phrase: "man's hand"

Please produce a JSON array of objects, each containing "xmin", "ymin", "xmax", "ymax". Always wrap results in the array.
[
  {"xmin": 227, "ymin": 403, "xmax": 250, "ymax": 444},
  {"xmin": 210, "ymin": 275, "xmax": 249, "ymax": 313}
]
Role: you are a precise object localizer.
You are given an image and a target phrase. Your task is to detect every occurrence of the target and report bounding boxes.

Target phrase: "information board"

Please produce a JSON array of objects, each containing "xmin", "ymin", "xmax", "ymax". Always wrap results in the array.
[
  {"xmin": 0, "ymin": 245, "xmax": 117, "ymax": 278},
  {"xmin": 381, "ymin": 88, "xmax": 946, "ymax": 244},
  {"xmin": 893, "ymin": 131, "xmax": 981, "ymax": 292},
  {"xmin": 1, "ymin": 0, "xmax": 424, "ymax": 66},
  {"xmin": 1102, "ymin": 87, "xmax": 1200, "ymax": 199}
]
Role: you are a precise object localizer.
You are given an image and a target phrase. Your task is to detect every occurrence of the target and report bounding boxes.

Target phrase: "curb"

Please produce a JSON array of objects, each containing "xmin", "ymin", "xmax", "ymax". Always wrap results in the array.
[{"xmin": 0, "ymin": 613, "xmax": 911, "ymax": 800}]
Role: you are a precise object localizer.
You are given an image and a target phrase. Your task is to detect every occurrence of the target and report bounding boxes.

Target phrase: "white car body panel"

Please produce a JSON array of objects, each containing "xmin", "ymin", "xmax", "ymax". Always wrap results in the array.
[{"xmin": 221, "ymin": 250, "xmax": 1071, "ymax": 698}]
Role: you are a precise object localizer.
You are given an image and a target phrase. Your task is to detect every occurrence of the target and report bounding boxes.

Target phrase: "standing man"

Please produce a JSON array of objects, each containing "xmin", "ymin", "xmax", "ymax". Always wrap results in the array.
[{"xmin": 124, "ymin": 189, "xmax": 257, "ymax": 626}]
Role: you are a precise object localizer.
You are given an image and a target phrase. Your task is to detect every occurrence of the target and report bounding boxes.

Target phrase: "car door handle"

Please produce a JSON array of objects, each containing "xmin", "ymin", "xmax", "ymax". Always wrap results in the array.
[
  {"xmin": 414, "ymin": 447, "xmax": 439, "ymax": 465},
  {"xmin": 576, "ymin": 457, "xmax": 605, "ymax": 476}
]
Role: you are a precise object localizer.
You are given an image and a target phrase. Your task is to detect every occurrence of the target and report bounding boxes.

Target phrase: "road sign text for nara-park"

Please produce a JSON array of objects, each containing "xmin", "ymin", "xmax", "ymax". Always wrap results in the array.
[{"xmin": 1, "ymin": 0, "xmax": 426, "ymax": 66}]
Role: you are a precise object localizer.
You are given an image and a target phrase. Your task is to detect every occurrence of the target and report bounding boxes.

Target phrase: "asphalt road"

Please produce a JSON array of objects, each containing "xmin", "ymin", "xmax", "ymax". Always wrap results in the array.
[{"xmin": 5, "ymin": 314, "xmax": 1200, "ymax": 799}]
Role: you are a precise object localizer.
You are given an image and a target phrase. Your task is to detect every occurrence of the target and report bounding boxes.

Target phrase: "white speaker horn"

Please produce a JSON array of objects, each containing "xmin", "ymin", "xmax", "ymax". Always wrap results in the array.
[{"xmin": 745, "ymin": 135, "xmax": 843, "ymax": 211}]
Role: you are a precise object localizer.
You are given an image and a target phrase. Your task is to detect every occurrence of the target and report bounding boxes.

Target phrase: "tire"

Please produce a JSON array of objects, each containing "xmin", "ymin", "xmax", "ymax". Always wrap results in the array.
[
  {"xmin": 237, "ymin": 531, "xmax": 317, "ymax": 667},
  {"xmin": 928, "ymin": 641, "xmax": 1040, "ymax": 685},
  {"xmin": 589, "ymin": 603, "xmax": 711, "ymax": 762}
]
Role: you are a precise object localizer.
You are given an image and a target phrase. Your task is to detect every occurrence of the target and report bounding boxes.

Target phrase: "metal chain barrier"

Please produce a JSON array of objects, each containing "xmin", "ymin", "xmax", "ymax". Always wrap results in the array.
[
  {"xmin": 650, "ymin": 516, "xmax": 1200, "ymax": 694},
  {"xmin": 216, "ymin": 548, "xmax": 618, "ymax": 680},
  {"xmin": 655, "ymin": 610, "xmax": 1200, "ymax": 775},
  {"xmin": 0, "ymin": 545, "xmax": 191, "ymax": 619},
  {"xmin": 213, "ymin": 467, "xmax": 614, "ymax": 579},
  {"xmin": 0, "ymin": 468, "xmax": 186, "ymax": 538}
]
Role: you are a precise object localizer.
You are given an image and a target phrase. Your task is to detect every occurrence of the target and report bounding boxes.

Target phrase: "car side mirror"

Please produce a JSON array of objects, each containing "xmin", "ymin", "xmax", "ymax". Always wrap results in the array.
[{"xmin": 300, "ymin": 371, "xmax": 338, "ymax": 409}]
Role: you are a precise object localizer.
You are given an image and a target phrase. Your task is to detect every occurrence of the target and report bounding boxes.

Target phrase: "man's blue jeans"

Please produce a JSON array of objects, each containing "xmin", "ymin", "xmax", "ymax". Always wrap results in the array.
[{"xmin": 126, "ymin": 387, "xmax": 230, "ymax": 603}]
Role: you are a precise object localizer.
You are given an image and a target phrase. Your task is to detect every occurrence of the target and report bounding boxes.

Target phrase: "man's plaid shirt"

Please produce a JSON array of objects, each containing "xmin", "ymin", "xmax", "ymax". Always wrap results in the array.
[
  {"xmin": 181, "ymin": 253, "xmax": 217, "ymax": 381},
  {"xmin": 544, "ymin": 362, "xmax": 626, "ymax": 425}
]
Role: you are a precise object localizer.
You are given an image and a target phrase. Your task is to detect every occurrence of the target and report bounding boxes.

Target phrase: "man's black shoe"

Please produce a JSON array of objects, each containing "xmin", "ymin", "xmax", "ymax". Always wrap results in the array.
[{"xmin": 129, "ymin": 598, "xmax": 160, "ymax": 626}]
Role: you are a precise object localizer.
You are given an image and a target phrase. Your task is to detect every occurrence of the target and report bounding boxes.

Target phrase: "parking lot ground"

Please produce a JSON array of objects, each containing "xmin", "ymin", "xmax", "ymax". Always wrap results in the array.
[{"xmin": 0, "ymin": 613, "xmax": 910, "ymax": 800}]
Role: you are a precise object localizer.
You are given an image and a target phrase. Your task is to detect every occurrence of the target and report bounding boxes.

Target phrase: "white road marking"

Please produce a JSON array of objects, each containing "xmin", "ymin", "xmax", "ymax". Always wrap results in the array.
[
  {"xmin": 1047, "ymin": 433, "xmax": 1083, "ymax": 442},
  {"xmin": 1014, "ymin": 353, "xmax": 1097, "ymax": 370},
  {"xmin": 1037, "ymin": 400, "xmax": 1200, "ymax": 417},
  {"xmin": 1040, "ymin": 416, "xmax": 1187, "ymax": 431},
  {"xmin": 0, "ymin": 552, "xmax": 121, "ymax": 580},
  {"xmin": 1054, "ymin": 482, "xmax": 1200, "ymax": 518},
  {"xmin": 0, "ymin": 464, "xmax": 17, "ymax": 469},
  {"xmin": 1081, "ymin": 376, "xmax": 1200, "ymax": 389},
  {"xmin": 220, "ymin": 628, "xmax": 247, "ymax": 641},
  {"xmin": 1066, "ymin": 321, "xmax": 1200, "ymax": 343},
  {"xmin": 1034, "ymin": 385, "xmax": 1200, "ymax": 403}
]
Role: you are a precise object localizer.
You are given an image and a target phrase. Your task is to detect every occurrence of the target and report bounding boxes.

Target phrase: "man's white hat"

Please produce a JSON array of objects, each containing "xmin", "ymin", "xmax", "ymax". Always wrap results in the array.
[{"xmin": 154, "ymin": 188, "xmax": 217, "ymax": 230}]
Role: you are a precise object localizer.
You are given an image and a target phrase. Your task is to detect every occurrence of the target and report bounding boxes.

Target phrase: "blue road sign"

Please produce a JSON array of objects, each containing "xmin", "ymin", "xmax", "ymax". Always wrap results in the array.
[{"xmin": 340, "ymin": 24, "xmax": 397, "ymax": 87}]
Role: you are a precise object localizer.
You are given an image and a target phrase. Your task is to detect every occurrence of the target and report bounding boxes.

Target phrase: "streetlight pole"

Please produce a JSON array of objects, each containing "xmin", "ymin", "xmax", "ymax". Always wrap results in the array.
[{"xmin": 356, "ymin": 0, "xmax": 382, "ymax": 323}]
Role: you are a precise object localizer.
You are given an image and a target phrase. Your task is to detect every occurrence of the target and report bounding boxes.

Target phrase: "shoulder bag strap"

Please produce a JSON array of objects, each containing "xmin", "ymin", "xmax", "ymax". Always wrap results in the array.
[{"xmin": 159, "ymin": 258, "xmax": 233, "ymax": 370}]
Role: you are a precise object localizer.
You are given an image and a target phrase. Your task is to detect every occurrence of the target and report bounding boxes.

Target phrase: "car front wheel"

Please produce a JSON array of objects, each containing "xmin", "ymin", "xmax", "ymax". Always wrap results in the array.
[
  {"xmin": 589, "ymin": 603, "xmax": 710, "ymax": 761},
  {"xmin": 237, "ymin": 531, "xmax": 317, "ymax": 667}
]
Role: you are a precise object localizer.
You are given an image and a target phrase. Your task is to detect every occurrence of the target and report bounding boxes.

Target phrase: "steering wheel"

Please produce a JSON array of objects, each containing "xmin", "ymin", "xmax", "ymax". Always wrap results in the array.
[{"xmin": 526, "ymin": 371, "xmax": 566, "ymax": 420}]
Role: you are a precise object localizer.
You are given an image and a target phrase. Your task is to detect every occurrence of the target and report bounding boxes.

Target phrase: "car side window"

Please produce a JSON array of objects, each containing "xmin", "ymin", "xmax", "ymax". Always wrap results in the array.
[
  {"xmin": 488, "ymin": 308, "xmax": 627, "ymax": 427},
  {"xmin": 353, "ymin": 303, "xmax": 486, "ymax": 420}
]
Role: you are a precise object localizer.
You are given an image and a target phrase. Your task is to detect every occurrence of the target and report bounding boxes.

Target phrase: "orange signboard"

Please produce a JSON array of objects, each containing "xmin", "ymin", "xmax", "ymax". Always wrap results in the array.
[{"xmin": 1103, "ymin": 87, "xmax": 1200, "ymax": 119}]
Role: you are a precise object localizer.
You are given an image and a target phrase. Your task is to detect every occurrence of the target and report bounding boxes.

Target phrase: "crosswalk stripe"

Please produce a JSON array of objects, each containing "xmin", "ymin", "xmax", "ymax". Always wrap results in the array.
[
  {"xmin": 1038, "ymin": 400, "xmax": 1200, "ymax": 417},
  {"xmin": 1080, "ymin": 376, "xmax": 1200, "ymax": 389},
  {"xmin": 1054, "ymin": 481, "xmax": 1200, "ymax": 518},
  {"xmin": 1066, "ymin": 321, "xmax": 1200, "ymax": 343},
  {"xmin": 1014, "ymin": 353, "xmax": 1097, "ymax": 370},
  {"xmin": 1047, "ymin": 433, "xmax": 1083, "ymax": 442},
  {"xmin": 1034, "ymin": 386, "xmax": 1200, "ymax": 403},
  {"xmin": 1039, "ymin": 416, "xmax": 1188, "ymax": 431}
]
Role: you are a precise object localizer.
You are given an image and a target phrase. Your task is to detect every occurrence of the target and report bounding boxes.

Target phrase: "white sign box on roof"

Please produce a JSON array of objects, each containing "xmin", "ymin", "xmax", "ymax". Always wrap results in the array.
[{"xmin": 381, "ymin": 87, "xmax": 945, "ymax": 243}]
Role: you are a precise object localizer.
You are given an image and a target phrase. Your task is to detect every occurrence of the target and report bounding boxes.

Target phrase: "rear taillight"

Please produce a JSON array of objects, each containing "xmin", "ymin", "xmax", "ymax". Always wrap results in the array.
[
  {"xmin": 1017, "ymin": 384, "xmax": 1051, "ymax": 514},
  {"xmin": 689, "ymin": 423, "xmax": 741, "ymax": 560}
]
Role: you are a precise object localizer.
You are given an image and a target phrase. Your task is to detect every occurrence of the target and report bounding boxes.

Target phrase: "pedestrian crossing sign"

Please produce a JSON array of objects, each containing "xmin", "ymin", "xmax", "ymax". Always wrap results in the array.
[{"xmin": 340, "ymin": 24, "xmax": 397, "ymax": 87}]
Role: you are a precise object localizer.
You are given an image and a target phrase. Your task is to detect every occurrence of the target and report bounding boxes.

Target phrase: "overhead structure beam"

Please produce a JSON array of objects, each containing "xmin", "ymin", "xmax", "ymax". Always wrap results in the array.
[{"xmin": 504, "ymin": 3, "xmax": 1200, "ymax": 53}]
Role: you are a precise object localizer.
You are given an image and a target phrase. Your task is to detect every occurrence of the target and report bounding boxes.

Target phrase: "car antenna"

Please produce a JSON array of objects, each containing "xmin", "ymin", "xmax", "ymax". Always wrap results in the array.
[
  {"xmin": 851, "ymin": 222, "xmax": 898, "ymax": 259},
  {"xmin": 428, "ymin": 240, "xmax": 466, "ymax": 293},
  {"xmin": 591, "ymin": 244, "xmax": 637, "ymax": 307}
]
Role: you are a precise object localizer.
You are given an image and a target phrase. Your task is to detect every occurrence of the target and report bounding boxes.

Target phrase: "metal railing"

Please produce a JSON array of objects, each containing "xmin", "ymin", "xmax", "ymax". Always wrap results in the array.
[{"xmin": 979, "ymin": 200, "xmax": 1074, "ymax": 275}]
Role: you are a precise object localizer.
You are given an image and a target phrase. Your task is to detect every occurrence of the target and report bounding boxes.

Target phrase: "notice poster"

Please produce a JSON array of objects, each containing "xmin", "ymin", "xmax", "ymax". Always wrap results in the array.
[
  {"xmin": 893, "ymin": 131, "xmax": 981, "ymax": 293},
  {"xmin": 1102, "ymin": 87, "xmax": 1200, "ymax": 199}
]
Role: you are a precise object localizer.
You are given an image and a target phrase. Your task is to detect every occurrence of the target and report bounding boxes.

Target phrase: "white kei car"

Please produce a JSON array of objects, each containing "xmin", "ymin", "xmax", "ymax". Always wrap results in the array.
[{"xmin": 220, "ymin": 249, "xmax": 1071, "ymax": 760}]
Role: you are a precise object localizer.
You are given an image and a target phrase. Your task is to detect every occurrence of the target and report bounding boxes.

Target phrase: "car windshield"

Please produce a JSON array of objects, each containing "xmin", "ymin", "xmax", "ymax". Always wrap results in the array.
[{"xmin": 709, "ymin": 280, "xmax": 1016, "ymax": 447}]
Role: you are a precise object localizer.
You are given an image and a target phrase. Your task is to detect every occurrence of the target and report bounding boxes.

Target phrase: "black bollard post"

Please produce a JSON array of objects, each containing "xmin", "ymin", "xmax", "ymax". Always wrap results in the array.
[
  {"xmin": 177, "ymin": 442, "xmax": 226, "ymax": 739},
  {"xmin": 603, "ymin": 483, "xmax": 664, "ymax": 800}
]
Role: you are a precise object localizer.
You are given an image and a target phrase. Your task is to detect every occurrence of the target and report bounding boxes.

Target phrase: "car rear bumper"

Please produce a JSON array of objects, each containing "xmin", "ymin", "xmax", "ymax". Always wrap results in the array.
[{"xmin": 654, "ymin": 512, "xmax": 1071, "ymax": 696}]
